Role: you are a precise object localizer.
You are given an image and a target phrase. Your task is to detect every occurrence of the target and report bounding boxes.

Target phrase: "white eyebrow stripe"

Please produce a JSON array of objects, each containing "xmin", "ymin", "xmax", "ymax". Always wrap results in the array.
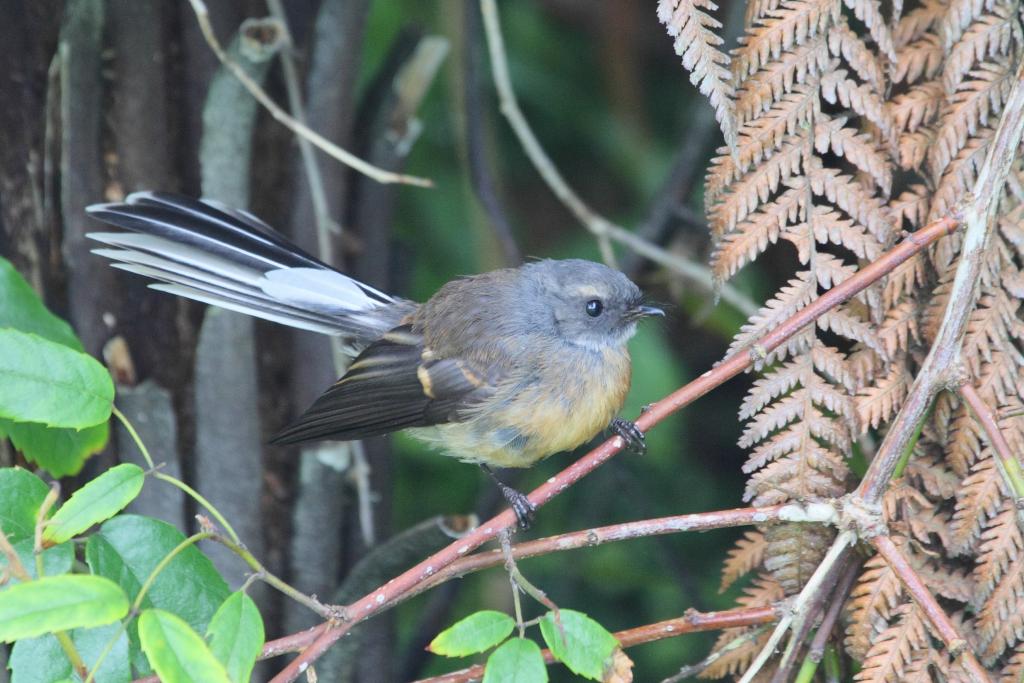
[{"xmin": 572, "ymin": 285, "xmax": 603, "ymax": 298}]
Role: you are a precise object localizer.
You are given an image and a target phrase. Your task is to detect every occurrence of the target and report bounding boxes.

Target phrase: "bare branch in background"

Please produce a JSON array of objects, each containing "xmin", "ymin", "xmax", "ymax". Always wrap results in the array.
[
  {"xmin": 265, "ymin": 0, "xmax": 339, "ymax": 250},
  {"xmin": 185, "ymin": 0, "xmax": 433, "ymax": 188},
  {"xmin": 462, "ymin": 0, "xmax": 521, "ymax": 267}
]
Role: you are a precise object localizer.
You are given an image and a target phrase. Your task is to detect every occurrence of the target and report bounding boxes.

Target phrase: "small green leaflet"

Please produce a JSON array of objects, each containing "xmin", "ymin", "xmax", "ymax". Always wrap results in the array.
[
  {"xmin": 43, "ymin": 464, "xmax": 145, "ymax": 544},
  {"xmin": 482, "ymin": 638, "xmax": 548, "ymax": 683},
  {"xmin": 139, "ymin": 609, "xmax": 231, "ymax": 683},
  {"xmin": 206, "ymin": 592, "xmax": 265, "ymax": 683},
  {"xmin": 428, "ymin": 610, "xmax": 516, "ymax": 657},
  {"xmin": 0, "ymin": 575, "xmax": 129, "ymax": 642},
  {"xmin": 0, "ymin": 329, "xmax": 114, "ymax": 429},
  {"xmin": 539, "ymin": 610, "xmax": 619, "ymax": 681}
]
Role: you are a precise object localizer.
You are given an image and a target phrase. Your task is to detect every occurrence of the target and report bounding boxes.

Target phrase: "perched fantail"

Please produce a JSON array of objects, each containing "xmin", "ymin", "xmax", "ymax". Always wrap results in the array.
[{"xmin": 86, "ymin": 193, "xmax": 664, "ymax": 526}]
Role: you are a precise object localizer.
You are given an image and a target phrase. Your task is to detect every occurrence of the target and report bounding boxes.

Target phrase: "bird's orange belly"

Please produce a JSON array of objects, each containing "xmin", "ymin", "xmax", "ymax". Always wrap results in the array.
[{"xmin": 414, "ymin": 346, "xmax": 632, "ymax": 468}]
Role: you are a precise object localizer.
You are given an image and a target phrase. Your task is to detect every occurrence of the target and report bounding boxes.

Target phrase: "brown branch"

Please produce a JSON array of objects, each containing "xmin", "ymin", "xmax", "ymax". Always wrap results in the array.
[
  {"xmin": 958, "ymin": 383, "xmax": 1024, "ymax": 504},
  {"xmin": 870, "ymin": 536, "xmax": 991, "ymax": 682},
  {"xmin": 417, "ymin": 503, "xmax": 834, "ymax": 594},
  {"xmin": 266, "ymin": 215, "xmax": 959, "ymax": 683},
  {"xmin": 412, "ymin": 605, "xmax": 780, "ymax": 683}
]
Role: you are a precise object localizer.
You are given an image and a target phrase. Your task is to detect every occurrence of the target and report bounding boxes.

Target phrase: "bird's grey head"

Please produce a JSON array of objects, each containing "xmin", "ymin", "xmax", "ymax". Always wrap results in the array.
[{"xmin": 520, "ymin": 259, "xmax": 663, "ymax": 351}]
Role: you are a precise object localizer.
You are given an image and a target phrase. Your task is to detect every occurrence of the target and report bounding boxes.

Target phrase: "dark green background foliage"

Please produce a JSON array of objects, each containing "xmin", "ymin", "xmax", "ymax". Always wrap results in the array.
[{"xmin": 0, "ymin": 1, "xmax": 775, "ymax": 680}]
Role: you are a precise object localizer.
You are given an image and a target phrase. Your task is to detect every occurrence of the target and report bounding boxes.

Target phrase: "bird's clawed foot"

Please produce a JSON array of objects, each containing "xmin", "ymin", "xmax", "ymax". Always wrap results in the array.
[
  {"xmin": 610, "ymin": 417, "xmax": 646, "ymax": 455},
  {"xmin": 481, "ymin": 464, "xmax": 537, "ymax": 529},
  {"xmin": 501, "ymin": 484, "xmax": 537, "ymax": 530}
]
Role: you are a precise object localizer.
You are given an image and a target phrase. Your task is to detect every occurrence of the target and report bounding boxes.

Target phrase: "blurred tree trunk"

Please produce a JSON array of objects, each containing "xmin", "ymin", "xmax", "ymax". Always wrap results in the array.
[{"xmin": 0, "ymin": 2, "xmax": 449, "ymax": 680}]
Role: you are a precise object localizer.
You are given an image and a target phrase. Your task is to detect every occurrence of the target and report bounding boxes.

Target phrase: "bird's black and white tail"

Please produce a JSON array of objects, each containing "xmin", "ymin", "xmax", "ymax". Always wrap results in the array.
[{"xmin": 86, "ymin": 192, "xmax": 409, "ymax": 347}]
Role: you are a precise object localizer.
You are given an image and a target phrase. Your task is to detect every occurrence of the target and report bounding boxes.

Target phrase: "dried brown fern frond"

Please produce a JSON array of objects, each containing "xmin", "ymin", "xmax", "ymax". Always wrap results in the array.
[
  {"xmin": 820, "ymin": 72, "xmax": 895, "ymax": 143},
  {"xmin": 1000, "ymin": 644, "xmax": 1024, "ymax": 682},
  {"xmin": 733, "ymin": 36, "xmax": 831, "ymax": 125},
  {"xmin": 720, "ymin": 530, "xmax": 768, "ymax": 591},
  {"xmin": 846, "ymin": 552, "xmax": 907, "ymax": 659},
  {"xmin": 891, "ymin": 83, "xmax": 945, "ymax": 135},
  {"xmin": 761, "ymin": 523, "xmax": 835, "ymax": 593},
  {"xmin": 893, "ymin": 34, "xmax": 944, "ymax": 84},
  {"xmin": 853, "ymin": 602, "xmax": 932, "ymax": 682},
  {"xmin": 659, "ymin": 0, "xmax": 739, "ymax": 148},
  {"xmin": 976, "ymin": 505, "xmax": 1024, "ymax": 663},
  {"xmin": 929, "ymin": 59, "xmax": 1016, "ymax": 181},
  {"xmin": 941, "ymin": 0, "xmax": 1020, "ymax": 93},
  {"xmin": 857, "ymin": 361, "xmax": 913, "ymax": 430},
  {"xmin": 828, "ymin": 21, "xmax": 887, "ymax": 92},
  {"xmin": 708, "ymin": 136, "xmax": 806, "ymax": 237},
  {"xmin": 657, "ymin": 0, "xmax": 1024, "ymax": 674},
  {"xmin": 732, "ymin": 0, "xmax": 839, "ymax": 83},
  {"xmin": 893, "ymin": 0, "xmax": 946, "ymax": 47},
  {"xmin": 815, "ymin": 116, "xmax": 893, "ymax": 194}
]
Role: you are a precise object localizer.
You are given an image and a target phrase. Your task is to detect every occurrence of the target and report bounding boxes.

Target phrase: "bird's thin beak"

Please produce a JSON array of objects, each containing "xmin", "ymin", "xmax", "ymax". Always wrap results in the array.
[{"xmin": 632, "ymin": 305, "xmax": 665, "ymax": 318}]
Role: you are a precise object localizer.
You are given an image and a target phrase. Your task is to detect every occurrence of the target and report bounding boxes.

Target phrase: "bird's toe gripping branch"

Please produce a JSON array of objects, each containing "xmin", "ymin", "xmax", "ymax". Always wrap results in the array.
[{"xmin": 610, "ymin": 417, "xmax": 646, "ymax": 455}]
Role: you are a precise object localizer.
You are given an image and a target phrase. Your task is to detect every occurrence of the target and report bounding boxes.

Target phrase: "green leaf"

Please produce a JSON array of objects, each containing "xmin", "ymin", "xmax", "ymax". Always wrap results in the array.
[
  {"xmin": 139, "ymin": 609, "xmax": 231, "ymax": 683},
  {"xmin": 206, "ymin": 591, "xmax": 264, "ymax": 683},
  {"xmin": 482, "ymin": 638, "xmax": 548, "ymax": 683},
  {"xmin": 0, "ymin": 418, "xmax": 109, "ymax": 478},
  {"xmin": 0, "ymin": 467, "xmax": 49, "ymax": 541},
  {"xmin": 86, "ymin": 515, "xmax": 230, "ymax": 673},
  {"xmin": 0, "ymin": 257, "xmax": 83, "ymax": 351},
  {"xmin": 43, "ymin": 464, "xmax": 144, "ymax": 544},
  {"xmin": 0, "ymin": 574, "xmax": 129, "ymax": 642},
  {"xmin": 0, "ymin": 329, "xmax": 114, "ymax": 429},
  {"xmin": 0, "ymin": 538, "xmax": 73, "ymax": 586},
  {"xmin": 428, "ymin": 610, "xmax": 516, "ymax": 657},
  {"xmin": 9, "ymin": 623, "xmax": 130, "ymax": 683},
  {"xmin": 539, "ymin": 610, "xmax": 619, "ymax": 681}
]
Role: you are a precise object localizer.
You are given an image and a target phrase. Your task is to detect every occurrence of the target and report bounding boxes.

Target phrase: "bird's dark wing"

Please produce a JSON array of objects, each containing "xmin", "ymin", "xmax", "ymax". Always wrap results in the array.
[{"xmin": 270, "ymin": 325, "xmax": 493, "ymax": 444}]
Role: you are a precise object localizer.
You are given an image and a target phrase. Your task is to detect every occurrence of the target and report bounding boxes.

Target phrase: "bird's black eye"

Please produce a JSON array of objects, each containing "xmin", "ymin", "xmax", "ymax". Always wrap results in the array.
[{"xmin": 585, "ymin": 299, "xmax": 603, "ymax": 317}]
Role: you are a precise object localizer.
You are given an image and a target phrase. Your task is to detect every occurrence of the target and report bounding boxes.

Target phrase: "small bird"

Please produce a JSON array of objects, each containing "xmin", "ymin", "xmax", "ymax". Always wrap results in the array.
[{"xmin": 86, "ymin": 193, "xmax": 663, "ymax": 526}]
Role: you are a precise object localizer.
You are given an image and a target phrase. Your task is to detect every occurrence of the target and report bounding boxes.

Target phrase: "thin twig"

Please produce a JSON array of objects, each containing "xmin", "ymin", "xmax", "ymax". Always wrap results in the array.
[
  {"xmin": 30, "ymin": 488, "xmax": 90, "ymax": 680},
  {"xmin": 958, "ymin": 383, "xmax": 1024, "ymax": 505},
  {"xmin": 264, "ymin": 0, "xmax": 340, "ymax": 250},
  {"xmin": 478, "ymin": 0, "xmax": 615, "ymax": 265},
  {"xmin": 266, "ymin": 216, "xmax": 959, "ymax": 683},
  {"xmin": 871, "ymin": 536, "xmax": 991, "ymax": 682},
  {"xmin": 463, "ymin": 0, "xmax": 521, "ymax": 266},
  {"xmin": 412, "ymin": 605, "xmax": 779, "ymax": 683},
  {"xmin": 738, "ymin": 532, "xmax": 856, "ymax": 683},
  {"xmin": 663, "ymin": 626, "xmax": 771, "ymax": 683},
  {"xmin": 807, "ymin": 558, "xmax": 861, "ymax": 663},
  {"xmin": 185, "ymin": 0, "xmax": 432, "ymax": 188},
  {"xmin": 769, "ymin": 551, "xmax": 853, "ymax": 683},
  {"xmin": 788, "ymin": 556, "xmax": 862, "ymax": 683},
  {"xmin": 210, "ymin": 530, "xmax": 338, "ymax": 620}
]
